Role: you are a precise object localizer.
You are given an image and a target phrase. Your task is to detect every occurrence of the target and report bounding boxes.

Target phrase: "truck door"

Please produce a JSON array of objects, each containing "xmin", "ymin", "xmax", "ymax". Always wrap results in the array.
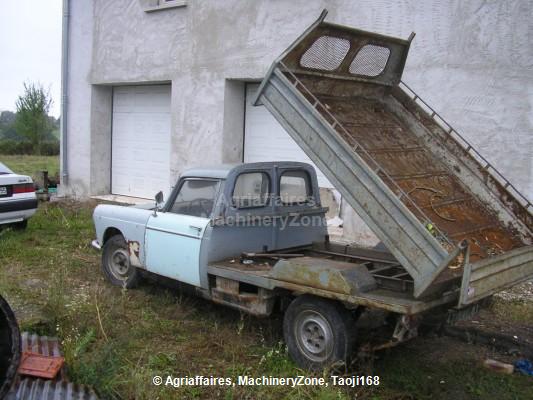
[{"xmin": 144, "ymin": 178, "xmax": 219, "ymax": 286}]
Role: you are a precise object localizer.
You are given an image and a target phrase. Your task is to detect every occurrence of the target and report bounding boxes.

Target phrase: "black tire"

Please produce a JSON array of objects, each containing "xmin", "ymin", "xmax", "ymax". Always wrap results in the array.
[
  {"xmin": 102, "ymin": 234, "xmax": 140, "ymax": 288},
  {"xmin": 0, "ymin": 295, "xmax": 20, "ymax": 399},
  {"xmin": 283, "ymin": 295, "xmax": 355, "ymax": 371}
]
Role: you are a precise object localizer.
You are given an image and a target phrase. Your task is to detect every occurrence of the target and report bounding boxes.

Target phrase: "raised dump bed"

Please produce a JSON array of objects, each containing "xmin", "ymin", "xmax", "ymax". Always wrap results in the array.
[{"xmin": 255, "ymin": 10, "xmax": 533, "ymax": 304}]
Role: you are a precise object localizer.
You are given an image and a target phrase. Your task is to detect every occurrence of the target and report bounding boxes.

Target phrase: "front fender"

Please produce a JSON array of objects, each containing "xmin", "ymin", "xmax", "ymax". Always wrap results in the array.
[{"xmin": 93, "ymin": 204, "xmax": 153, "ymax": 267}]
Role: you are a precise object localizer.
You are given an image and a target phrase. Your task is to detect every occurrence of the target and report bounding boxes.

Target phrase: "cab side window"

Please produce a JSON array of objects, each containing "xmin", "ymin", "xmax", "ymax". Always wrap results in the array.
[
  {"xmin": 169, "ymin": 179, "xmax": 218, "ymax": 218},
  {"xmin": 232, "ymin": 172, "xmax": 270, "ymax": 208},
  {"xmin": 279, "ymin": 170, "xmax": 312, "ymax": 205}
]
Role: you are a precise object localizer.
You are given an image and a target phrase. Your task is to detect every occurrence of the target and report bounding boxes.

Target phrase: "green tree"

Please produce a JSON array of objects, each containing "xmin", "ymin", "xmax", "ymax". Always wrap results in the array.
[
  {"xmin": 15, "ymin": 82, "xmax": 53, "ymax": 155},
  {"xmin": 0, "ymin": 111, "xmax": 17, "ymax": 140}
]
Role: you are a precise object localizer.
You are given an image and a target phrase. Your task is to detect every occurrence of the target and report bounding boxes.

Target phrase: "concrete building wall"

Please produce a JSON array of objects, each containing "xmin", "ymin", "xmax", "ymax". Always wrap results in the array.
[
  {"xmin": 62, "ymin": 0, "xmax": 533, "ymax": 242},
  {"xmin": 61, "ymin": 0, "xmax": 94, "ymax": 196}
]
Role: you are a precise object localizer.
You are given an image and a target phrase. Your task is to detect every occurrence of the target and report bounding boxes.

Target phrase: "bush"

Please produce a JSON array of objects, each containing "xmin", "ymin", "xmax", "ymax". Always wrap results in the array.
[
  {"xmin": 0, "ymin": 140, "xmax": 32, "ymax": 154},
  {"xmin": 0, "ymin": 139, "xmax": 59, "ymax": 156},
  {"xmin": 40, "ymin": 141, "xmax": 60, "ymax": 156}
]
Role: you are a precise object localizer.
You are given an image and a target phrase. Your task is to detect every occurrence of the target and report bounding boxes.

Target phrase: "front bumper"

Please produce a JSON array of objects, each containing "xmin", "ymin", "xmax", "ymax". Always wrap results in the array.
[{"xmin": 91, "ymin": 239, "xmax": 101, "ymax": 250}]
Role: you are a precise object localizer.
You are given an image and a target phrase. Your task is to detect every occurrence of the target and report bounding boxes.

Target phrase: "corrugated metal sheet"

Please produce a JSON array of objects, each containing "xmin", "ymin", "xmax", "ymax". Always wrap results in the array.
[
  {"xmin": 5, "ymin": 378, "xmax": 98, "ymax": 400},
  {"xmin": 6, "ymin": 333, "xmax": 99, "ymax": 400},
  {"xmin": 20, "ymin": 332, "xmax": 62, "ymax": 357}
]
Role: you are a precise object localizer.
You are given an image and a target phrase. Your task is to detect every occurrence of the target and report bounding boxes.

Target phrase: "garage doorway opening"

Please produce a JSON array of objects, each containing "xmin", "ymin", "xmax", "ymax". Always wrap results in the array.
[
  {"xmin": 243, "ymin": 83, "xmax": 333, "ymax": 189},
  {"xmin": 111, "ymin": 85, "xmax": 171, "ymax": 199}
]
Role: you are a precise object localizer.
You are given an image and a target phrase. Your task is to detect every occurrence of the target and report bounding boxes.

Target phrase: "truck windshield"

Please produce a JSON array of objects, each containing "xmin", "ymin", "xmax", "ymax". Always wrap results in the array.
[{"xmin": 169, "ymin": 179, "xmax": 218, "ymax": 218}]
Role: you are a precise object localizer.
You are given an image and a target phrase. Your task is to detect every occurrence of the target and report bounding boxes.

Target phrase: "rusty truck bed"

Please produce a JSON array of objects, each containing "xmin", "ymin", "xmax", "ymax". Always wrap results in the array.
[
  {"xmin": 207, "ymin": 243, "xmax": 458, "ymax": 315},
  {"xmin": 290, "ymin": 76, "xmax": 527, "ymax": 262},
  {"xmin": 254, "ymin": 10, "xmax": 533, "ymax": 304}
]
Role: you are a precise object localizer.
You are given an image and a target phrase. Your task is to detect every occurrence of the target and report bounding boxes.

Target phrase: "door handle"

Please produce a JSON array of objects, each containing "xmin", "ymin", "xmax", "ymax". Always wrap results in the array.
[{"xmin": 189, "ymin": 225, "xmax": 202, "ymax": 232}]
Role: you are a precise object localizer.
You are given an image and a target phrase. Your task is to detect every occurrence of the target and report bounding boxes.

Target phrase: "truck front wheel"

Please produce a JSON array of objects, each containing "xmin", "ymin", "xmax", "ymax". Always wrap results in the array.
[
  {"xmin": 102, "ymin": 234, "xmax": 140, "ymax": 288},
  {"xmin": 283, "ymin": 295, "xmax": 355, "ymax": 371}
]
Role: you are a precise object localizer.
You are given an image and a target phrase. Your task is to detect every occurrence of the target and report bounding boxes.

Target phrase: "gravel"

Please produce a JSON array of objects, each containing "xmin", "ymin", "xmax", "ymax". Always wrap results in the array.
[{"xmin": 494, "ymin": 280, "xmax": 533, "ymax": 302}]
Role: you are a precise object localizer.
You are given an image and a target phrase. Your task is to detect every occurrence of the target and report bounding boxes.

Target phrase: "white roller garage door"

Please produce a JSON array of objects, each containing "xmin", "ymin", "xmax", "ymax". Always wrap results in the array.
[
  {"xmin": 112, "ymin": 85, "xmax": 171, "ymax": 199},
  {"xmin": 244, "ymin": 84, "xmax": 332, "ymax": 188}
]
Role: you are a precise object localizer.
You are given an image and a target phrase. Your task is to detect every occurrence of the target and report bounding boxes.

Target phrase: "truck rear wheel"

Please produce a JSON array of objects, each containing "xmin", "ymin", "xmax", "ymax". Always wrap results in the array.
[
  {"xmin": 283, "ymin": 295, "xmax": 355, "ymax": 371},
  {"xmin": 102, "ymin": 234, "xmax": 140, "ymax": 288}
]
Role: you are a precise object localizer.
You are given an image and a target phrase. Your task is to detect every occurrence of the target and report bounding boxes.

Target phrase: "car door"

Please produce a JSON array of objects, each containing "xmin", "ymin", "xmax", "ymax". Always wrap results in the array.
[{"xmin": 144, "ymin": 178, "xmax": 219, "ymax": 287}]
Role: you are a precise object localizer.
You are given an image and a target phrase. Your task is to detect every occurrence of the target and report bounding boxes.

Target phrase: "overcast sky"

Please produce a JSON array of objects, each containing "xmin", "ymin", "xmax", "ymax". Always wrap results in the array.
[{"xmin": 0, "ymin": 1, "xmax": 62, "ymax": 117}]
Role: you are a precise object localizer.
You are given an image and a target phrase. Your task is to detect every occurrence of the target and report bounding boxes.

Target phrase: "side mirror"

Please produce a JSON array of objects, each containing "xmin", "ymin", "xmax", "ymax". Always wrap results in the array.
[
  {"xmin": 155, "ymin": 191, "xmax": 164, "ymax": 205},
  {"xmin": 153, "ymin": 191, "xmax": 164, "ymax": 217}
]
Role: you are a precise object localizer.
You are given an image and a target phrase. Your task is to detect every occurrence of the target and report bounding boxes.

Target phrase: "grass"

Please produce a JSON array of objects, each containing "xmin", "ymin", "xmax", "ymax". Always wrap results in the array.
[
  {"xmin": 491, "ymin": 300, "xmax": 533, "ymax": 325},
  {"xmin": 0, "ymin": 154, "xmax": 59, "ymax": 180},
  {"xmin": 1, "ymin": 200, "xmax": 532, "ymax": 399}
]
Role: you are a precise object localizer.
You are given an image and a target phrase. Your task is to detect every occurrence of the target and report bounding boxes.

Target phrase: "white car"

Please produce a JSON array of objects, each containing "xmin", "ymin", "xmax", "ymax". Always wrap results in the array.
[{"xmin": 0, "ymin": 162, "xmax": 38, "ymax": 228}]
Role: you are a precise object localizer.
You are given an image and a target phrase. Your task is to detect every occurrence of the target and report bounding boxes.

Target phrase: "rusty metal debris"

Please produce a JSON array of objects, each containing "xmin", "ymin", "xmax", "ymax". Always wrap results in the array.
[
  {"xmin": 5, "ymin": 332, "xmax": 98, "ymax": 399},
  {"xmin": 241, "ymin": 252, "xmax": 305, "ymax": 259},
  {"xmin": 18, "ymin": 352, "xmax": 64, "ymax": 380},
  {"xmin": 271, "ymin": 256, "xmax": 377, "ymax": 294}
]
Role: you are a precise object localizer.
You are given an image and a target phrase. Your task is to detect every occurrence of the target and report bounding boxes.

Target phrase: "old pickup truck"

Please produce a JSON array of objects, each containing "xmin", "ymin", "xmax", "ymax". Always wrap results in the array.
[{"xmin": 92, "ymin": 11, "xmax": 533, "ymax": 370}]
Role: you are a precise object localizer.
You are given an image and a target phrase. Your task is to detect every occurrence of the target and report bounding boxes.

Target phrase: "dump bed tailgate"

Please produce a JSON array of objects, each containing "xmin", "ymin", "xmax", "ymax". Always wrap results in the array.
[{"xmin": 459, "ymin": 245, "xmax": 533, "ymax": 306}]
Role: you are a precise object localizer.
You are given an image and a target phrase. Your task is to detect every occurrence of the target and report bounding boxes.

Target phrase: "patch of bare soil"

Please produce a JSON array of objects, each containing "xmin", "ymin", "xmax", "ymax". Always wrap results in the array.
[
  {"xmin": 404, "ymin": 334, "xmax": 501, "ymax": 364},
  {"xmin": 447, "ymin": 303, "xmax": 533, "ymax": 361},
  {"xmin": 49, "ymin": 197, "xmax": 100, "ymax": 211},
  {"xmin": 459, "ymin": 309, "xmax": 533, "ymax": 343},
  {"xmin": 438, "ymin": 298, "xmax": 533, "ymax": 363},
  {"xmin": 442, "ymin": 280, "xmax": 533, "ymax": 357}
]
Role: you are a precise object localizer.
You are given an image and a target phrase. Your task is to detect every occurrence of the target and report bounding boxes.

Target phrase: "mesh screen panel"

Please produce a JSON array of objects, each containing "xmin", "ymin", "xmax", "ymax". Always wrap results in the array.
[
  {"xmin": 300, "ymin": 36, "xmax": 350, "ymax": 71},
  {"xmin": 349, "ymin": 44, "xmax": 390, "ymax": 77}
]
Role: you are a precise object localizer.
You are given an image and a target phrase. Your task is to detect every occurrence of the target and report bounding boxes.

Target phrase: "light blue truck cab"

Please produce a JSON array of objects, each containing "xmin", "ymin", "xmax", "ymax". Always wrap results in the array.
[{"xmin": 92, "ymin": 162, "xmax": 327, "ymax": 289}]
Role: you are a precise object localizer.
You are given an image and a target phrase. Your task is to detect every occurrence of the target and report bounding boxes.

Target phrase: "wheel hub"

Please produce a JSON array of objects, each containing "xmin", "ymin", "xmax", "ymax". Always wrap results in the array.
[
  {"xmin": 302, "ymin": 321, "xmax": 326, "ymax": 352},
  {"xmin": 110, "ymin": 248, "xmax": 130, "ymax": 279},
  {"xmin": 295, "ymin": 310, "xmax": 333, "ymax": 362}
]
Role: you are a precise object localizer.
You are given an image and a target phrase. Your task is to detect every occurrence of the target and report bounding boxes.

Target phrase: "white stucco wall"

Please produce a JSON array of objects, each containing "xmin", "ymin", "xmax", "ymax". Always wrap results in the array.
[
  {"xmin": 63, "ymin": 0, "xmax": 532, "ymax": 241},
  {"xmin": 61, "ymin": 0, "xmax": 94, "ymax": 196}
]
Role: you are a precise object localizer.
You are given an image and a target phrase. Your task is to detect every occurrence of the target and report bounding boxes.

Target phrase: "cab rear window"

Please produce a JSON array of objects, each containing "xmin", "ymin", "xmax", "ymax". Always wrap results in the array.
[
  {"xmin": 232, "ymin": 172, "xmax": 270, "ymax": 208},
  {"xmin": 279, "ymin": 170, "xmax": 312, "ymax": 205}
]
